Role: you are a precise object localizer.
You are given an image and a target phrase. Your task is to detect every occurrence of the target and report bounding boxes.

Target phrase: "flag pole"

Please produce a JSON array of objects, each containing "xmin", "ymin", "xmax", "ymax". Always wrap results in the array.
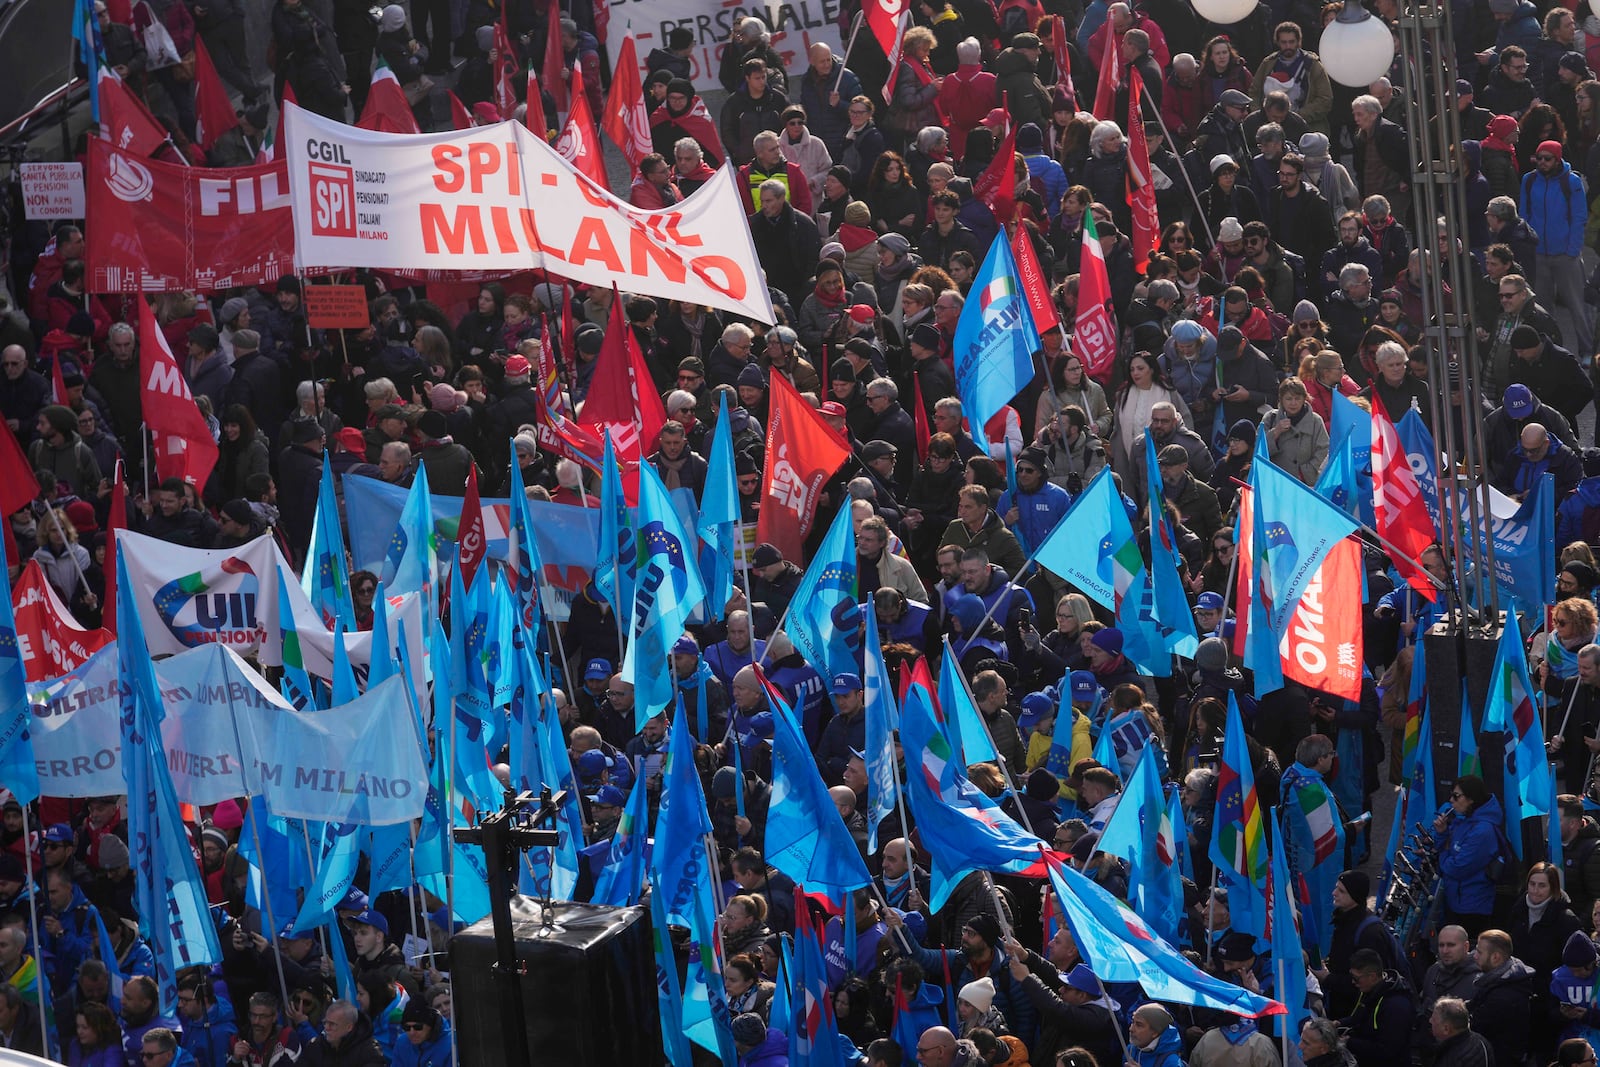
[
  {"xmin": 833, "ymin": 10, "xmax": 864, "ymax": 94},
  {"xmin": 238, "ymin": 800, "xmax": 295, "ymax": 1021},
  {"xmin": 1037, "ymin": 845, "xmax": 1135, "ymax": 1067},
  {"xmin": 40, "ymin": 503, "xmax": 92, "ymax": 598},
  {"xmin": 943, "ymin": 635, "xmax": 1037, "ymax": 837},
  {"xmin": 296, "ymin": 823, "xmax": 333, "ymax": 965},
  {"xmin": 18, "ymin": 804, "xmax": 52, "ymax": 1062}
]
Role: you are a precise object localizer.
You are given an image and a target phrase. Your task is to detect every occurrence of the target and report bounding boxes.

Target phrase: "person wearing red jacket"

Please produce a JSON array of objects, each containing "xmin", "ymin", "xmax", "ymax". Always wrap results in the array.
[
  {"xmin": 1085, "ymin": 3, "xmax": 1170, "ymax": 77},
  {"xmin": 27, "ymin": 226, "xmax": 82, "ymax": 324},
  {"xmin": 629, "ymin": 154, "xmax": 685, "ymax": 210},
  {"xmin": 739, "ymin": 133, "xmax": 815, "ymax": 216},
  {"xmin": 938, "ymin": 39, "xmax": 999, "ymax": 158}
]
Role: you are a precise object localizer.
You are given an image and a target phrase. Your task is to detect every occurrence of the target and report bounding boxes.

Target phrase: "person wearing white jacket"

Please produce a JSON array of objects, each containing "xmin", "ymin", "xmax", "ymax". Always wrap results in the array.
[{"xmin": 778, "ymin": 105, "xmax": 835, "ymax": 211}]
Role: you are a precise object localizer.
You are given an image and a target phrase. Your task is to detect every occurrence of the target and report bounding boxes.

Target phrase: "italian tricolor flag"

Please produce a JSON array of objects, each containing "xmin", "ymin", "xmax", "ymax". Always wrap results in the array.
[{"xmin": 1075, "ymin": 212, "xmax": 1118, "ymax": 384}]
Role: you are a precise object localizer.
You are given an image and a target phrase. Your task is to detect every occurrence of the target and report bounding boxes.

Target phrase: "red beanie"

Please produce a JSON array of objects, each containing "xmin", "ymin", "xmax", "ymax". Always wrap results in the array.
[{"xmin": 1538, "ymin": 139, "xmax": 1564, "ymax": 161}]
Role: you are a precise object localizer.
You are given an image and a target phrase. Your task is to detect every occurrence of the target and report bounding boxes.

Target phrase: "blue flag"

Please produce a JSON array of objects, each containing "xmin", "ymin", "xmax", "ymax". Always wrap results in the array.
[
  {"xmin": 1043, "ymin": 851, "xmax": 1285, "ymax": 1017},
  {"xmin": 303, "ymin": 459, "xmax": 355, "ymax": 631},
  {"xmin": 1250, "ymin": 455, "xmax": 1359, "ymax": 634},
  {"xmin": 1208, "ymin": 694, "xmax": 1268, "ymax": 939},
  {"xmin": 276, "ymin": 564, "xmax": 316, "ymax": 711},
  {"xmin": 330, "ymin": 619, "xmax": 359, "ymax": 705},
  {"xmin": 1243, "ymin": 481, "xmax": 1285, "ymax": 697},
  {"xmin": 785, "ymin": 503, "xmax": 862, "ymax": 686},
  {"xmin": 863, "ymin": 609, "xmax": 900, "ymax": 854},
  {"xmin": 386, "ymin": 464, "xmax": 438, "ymax": 611},
  {"xmin": 698, "ymin": 394, "xmax": 740, "ymax": 619},
  {"xmin": 1394, "ymin": 410, "xmax": 1441, "ymax": 536},
  {"xmin": 1483, "ymin": 601, "xmax": 1550, "ymax": 853},
  {"xmin": 291, "ymin": 819, "xmax": 361, "ymax": 934},
  {"xmin": 591, "ymin": 767, "xmax": 651, "ymax": 906},
  {"xmin": 1329, "ymin": 390, "xmax": 1375, "ymax": 526},
  {"xmin": 234, "ymin": 795, "xmax": 304, "ymax": 937},
  {"xmin": 1096, "ymin": 745, "xmax": 1181, "ymax": 942},
  {"xmin": 622, "ymin": 463, "xmax": 706, "ymax": 726},
  {"xmin": 1144, "ymin": 432, "xmax": 1200, "ymax": 658},
  {"xmin": 650, "ymin": 694, "xmax": 716, "ymax": 927},
  {"xmin": 789, "ymin": 897, "xmax": 844, "ymax": 1067},
  {"xmin": 1315, "ymin": 428, "xmax": 1361, "ymax": 520},
  {"xmin": 1268, "ymin": 834, "xmax": 1309, "ymax": 1034},
  {"xmin": 116, "ymin": 554, "xmax": 220, "ymax": 1011},
  {"xmin": 0, "ymin": 525, "xmax": 38, "ymax": 803},
  {"xmin": 650, "ymin": 878, "xmax": 696, "ymax": 1067},
  {"xmin": 898, "ymin": 681, "xmax": 1042, "ymax": 910},
  {"xmin": 594, "ymin": 434, "xmax": 635, "ymax": 619},
  {"xmin": 938, "ymin": 638, "xmax": 993, "ymax": 765},
  {"xmin": 762, "ymin": 675, "xmax": 872, "ymax": 894},
  {"xmin": 504, "ymin": 447, "xmax": 546, "ymax": 632},
  {"xmin": 72, "ymin": 0, "xmax": 102, "ymax": 120},
  {"xmin": 952, "ymin": 233, "xmax": 1040, "ymax": 439}
]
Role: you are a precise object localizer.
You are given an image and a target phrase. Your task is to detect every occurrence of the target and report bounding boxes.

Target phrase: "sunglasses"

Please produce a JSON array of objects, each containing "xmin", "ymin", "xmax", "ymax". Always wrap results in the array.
[
  {"xmin": 402, "ymin": 1023, "xmax": 428, "ymax": 1031},
  {"xmin": 1535, "ymin": 153, "xmax": 1556, "ymax": 161}
]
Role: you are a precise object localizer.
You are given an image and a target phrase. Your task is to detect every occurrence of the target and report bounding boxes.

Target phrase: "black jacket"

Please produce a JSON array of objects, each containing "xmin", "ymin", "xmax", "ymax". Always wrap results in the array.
[
  {"xmin": 1467, "ymin": 957, "xmax": 1536, "ymax": 1067},
  {"xmin": 297, "ymin": 1012, "xmax": 386, "ymax": 1067},
  {"xmin": 1507, "ymin": 340, "xmax": 1595, "ymax": 428}
]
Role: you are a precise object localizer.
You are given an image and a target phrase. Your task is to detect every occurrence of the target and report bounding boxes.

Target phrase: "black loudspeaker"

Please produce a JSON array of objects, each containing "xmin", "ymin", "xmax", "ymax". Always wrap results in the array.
[
  {"xmin": 1423, "ymin": 614, "xmax": 1502, "ymax": 806},
  {"xmin": 449, "ymin": 898, "xmax": 657, "ymax": 1066}
]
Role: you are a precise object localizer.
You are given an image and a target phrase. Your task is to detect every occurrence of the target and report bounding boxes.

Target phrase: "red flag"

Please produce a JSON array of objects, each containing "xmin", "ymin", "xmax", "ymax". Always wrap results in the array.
[
  {"xmin": 0, "ymin": 422, "xmax": 39, "ymax": 519},
  {"xmin": 1281, "ymin": 536, "xmax": 1364, "ymax": 701},
  {"xmin": 757, "ymin": 373, "xmax": 852, "ymax": 562},
  {"xmin": 974, "ymin": 124, "xmax": 1017, "ymax": 226},
  {"xmin": 192, "ymin": 39, "xmax": 239, "ymax": 152},
  {"xmin": 49, "ymin": 354, "xmax": 68, "ymax": 407},
  {"xmin": 525, "ymin": 68, "xmax": 549, "ymax": 138},
  {"xmin": 1371, "ymin": 403, "xmax": 1439, "ymax": 601},
  {"xmin": 137, "ymin": 298, "xmax": 219, "ymax": 489},
  {"xmin": 534, "ymin": 387, "xmax": 604, "ymax": 472},
  {"xmin": 911, "ymin": 370, "xmax": 930, "ymax": 464},
  {"xmin": 602, "ymin": 36, "xmax": 652, "ymax": 168},
  {"xmin": 543, "ymin": 0, "xmax": 568, "ymax": 110},
  {"xmin": 12, "ymin": 562, "xmax": 112, "ymax": 681},
  {"xmin": 1011, "ymin": 224, "xmax": 1060, "ymax": 334},
  {"xmin": 1049, "ymin": 16, "xmax": 1075, "ymax": 107},
  {"xmin": 357, "ymin": 64, "xmax": 421, "ymax": 134},
  {"xmin": 1074, "ymin": 211, "xmax": 1119, "ymax": 383},
  {"xmin": 103, "ymin": 459, "xmax": 127, "ymax": 635},
  {"xmin": 866, "ymin": 0, "xmax": 909, "ymax": 103},
  {"xmin": 1126, "ymin": 69, "xmax": 1160, "ymax": 274},
  {"xmin": 556, "ymin": 63, "xmax": 609, "ymax": 190},
  {"xmin": 446, "ymin": 90, "xmax": 473, "ymax": 130},
  {"xmin": 458, "ymin": 465, "xmax": 487, "ymax": 590},
  {"xmin": 98, "ymin": 68, "xmax": 167, "ymax": 156},
  {"xmin": 578, "ymin": 287, "xmax": 665, "ymax": 499},
  {"xmin": 492, "ymin": 23, "xmax": 520, "ymax": 118},
  {"xmin": 593, "ymin": 0, "xmax": 610, "ymax": 44},
  {"xmin": 1092, "ymin": 15, "xmax": 1120, "ymax": 120}
]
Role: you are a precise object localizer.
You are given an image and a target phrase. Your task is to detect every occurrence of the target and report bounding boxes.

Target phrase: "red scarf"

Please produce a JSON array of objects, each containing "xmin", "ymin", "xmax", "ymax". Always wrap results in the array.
[
  {"xmin": 814, "ymin": 280, "xmax": 846, "ymax": 308},
  {"xmin": 1483, "ymin": 116, "xmax": 1519, "ymax": 169}
]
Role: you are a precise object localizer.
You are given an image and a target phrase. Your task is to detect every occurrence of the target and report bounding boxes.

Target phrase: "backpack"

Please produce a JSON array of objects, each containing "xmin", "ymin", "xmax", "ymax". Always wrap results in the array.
[{"xmin": 999, "ymin": 3, "xmax": 1032, "ymax": 39}]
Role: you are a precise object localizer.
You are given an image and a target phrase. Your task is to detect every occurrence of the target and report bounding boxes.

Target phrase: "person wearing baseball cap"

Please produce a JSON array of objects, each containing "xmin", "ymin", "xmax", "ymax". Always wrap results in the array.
[
  {"xmin": 1486, "ymin": 382, "xmax": 1579, "ymax": 462},
  {"xmin": 816, "ymin": 673, "xmax": 865, "ymax": 783},
  {"xmin": 1192, "ymin": 590, "xmax": 1228, "ymax": 636},
  {"xmin": 349, "ymin": 909, "xmax": 406, "ymax": 981},
  {"xmin": 671, "ymin": 633, "xmax": 728, "ymax": 743},
  {"xmin": 586, "ymin": 783, "xmax": 630, "ymax": 842}
]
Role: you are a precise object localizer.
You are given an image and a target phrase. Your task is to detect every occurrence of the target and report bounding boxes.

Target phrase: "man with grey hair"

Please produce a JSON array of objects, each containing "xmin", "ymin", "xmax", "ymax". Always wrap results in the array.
[
  {"xmin": 89, "ymin": 323, "xmax": 142, "ymax": 448},
  {"xmin": 1428, "ymin": 997, "xmax": 1492, "ymax": 1067},
  {"xmin": 862, "ymin": 376, "xmax": 917, "ymax": 485},
  {"xmin": 672, "ymin": 137, "xmax": 715, "ymax": 196},
  {"xmin": 1351, "ymin": 95, "xmax": 1410, "ymax": 206},
  {"xmin": 1484, "ymin": 196, "xmax": 1540, "ymax": 280},
  {"xmin": 1324, "ymin": 260, "xmax": 1379, "ymax": 357},
  {"xmin": 300, "ymin": 1000, "xmax": 384, "ymax": 1066},
  {"xmin": 222, "ymin": 327, "xmax": 283, "ymax": 443},
  {"xmin": 749, "ymin": 177, "xmax": 821, "ymax": 309},
  {"xmin": 741, "ymin": 129, "xmax": 814, "ymax": 215},
  {"xmin": 798, "ymin": 42, "xmax": 859, "ymax": 156}
]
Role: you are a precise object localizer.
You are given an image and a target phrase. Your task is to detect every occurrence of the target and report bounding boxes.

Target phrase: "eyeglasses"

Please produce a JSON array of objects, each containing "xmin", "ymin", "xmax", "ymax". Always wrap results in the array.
[
  {"xmin": 1499, "ymin": 292, "xmax": 1519, "ymax": 301},
  {"xmin": 605, "ymin": 689, "xmax": 627, "ymax": 698},
  {"xmin": 677, "ymin": 373, "xmax": 702, "ymax": 382},
  {"xmin": 1450, "ymin": 791, "xmax": 1465, "ymax": 800},
  {"xmin": 140, "ymin": 1055, "xmax": 164, "ymax": 1062},
  {"xmin": 1016, "ymin": 466, "xmax": 1039, "ymax": 475},
  {"xmin": 848, "ymin": 107, "xmax": 869, "ymax": 115}
]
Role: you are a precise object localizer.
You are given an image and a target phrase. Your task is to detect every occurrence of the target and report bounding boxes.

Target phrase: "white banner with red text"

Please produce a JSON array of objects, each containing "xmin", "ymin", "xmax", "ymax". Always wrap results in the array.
[{"xmin": 283, "ymin": 101, "xmax": 775, "ymax": 323}]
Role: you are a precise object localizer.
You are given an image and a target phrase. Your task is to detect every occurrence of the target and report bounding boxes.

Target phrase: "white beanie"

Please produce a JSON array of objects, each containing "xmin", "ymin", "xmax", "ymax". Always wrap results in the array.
[
  {"xmin": 1218, "ymin": 216, "xmax": 1244, "ymax": 243},
  {"xmin": 959, "ymin": 977, "xmax": 996, "ymax": 1013}
]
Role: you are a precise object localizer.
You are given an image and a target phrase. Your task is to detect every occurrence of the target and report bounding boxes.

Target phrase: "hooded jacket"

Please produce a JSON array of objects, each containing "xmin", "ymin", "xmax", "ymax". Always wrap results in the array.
[
  {"xmin": 1557, "ymin": 476, "xmax": 1600, "ymax": 547},
  {"xmin": 1468, "ymin": 955, "xmax": 1536, "ymax": 1067},
  {"xmin": 1342, "ymin": 972, "xmax": 1416, "ymax": 1067},
  {"xmin": 1438, "ymin": 795, "xmax": 1508, "ymax": 915},
  {"xmin": 1130, "ymin": 1024, "xmax": 1186, "ymax": 1067}
]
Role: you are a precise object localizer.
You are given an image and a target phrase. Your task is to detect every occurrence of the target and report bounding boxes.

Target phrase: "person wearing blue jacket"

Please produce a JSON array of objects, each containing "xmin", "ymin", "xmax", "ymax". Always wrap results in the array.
[
  {"xmin": 176, "ymin": 975, "xmax": 236, "ymax": 1067},
  {"xmin": 1435, "ymin": 776, "xmax": 1508, "ymax": 935},
  {"xmin": 1017, "ymin": 124, "xmax": 1068, "ymax": 221},
  {"xmin": 1127, "ymin": 1004, "xmax": 1187, "ymax": 1067},
  {"xmin": 1160, "ymin": 321, "xmax": 1220, "ymax": 430},
  {"xmin": 997, "ymin": 446, "xmax": 1073, "ymax": 557},
  {"xmin": 1556, "ymin": 452, "xmax": 1600, "ymax": 546},
  {"xmin": 391, "ymin": 1002, "xmax": 450, "ymax": 1067},
  {"xmin": 1519, "ymin": 140, "xmax": 1592, "ymax": 358},
  {"xmin": 42, "ymin": 870, "xmax": 100, "ymax": 991}
]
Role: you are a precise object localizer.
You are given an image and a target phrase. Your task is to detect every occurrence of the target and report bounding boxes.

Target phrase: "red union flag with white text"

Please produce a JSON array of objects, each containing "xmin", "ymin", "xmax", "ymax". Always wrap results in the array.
[
  {"xmin": 758, "ymin": 374, "xmax": 852, "ymax": 563},
  {"xmin": 866, "ymin": 0, "xmax": 909, "ymax": 102},
  {"xmin": 137, "ymin": 299, "xmax": 219, "ymax": 489},
  {"xmin": 1371, "ymin": 403, "xmax": 1438, "ymax": 600},
  {"xmin": 1074, "ymin": 211, "xmax": 1118, "ymax": 383}
]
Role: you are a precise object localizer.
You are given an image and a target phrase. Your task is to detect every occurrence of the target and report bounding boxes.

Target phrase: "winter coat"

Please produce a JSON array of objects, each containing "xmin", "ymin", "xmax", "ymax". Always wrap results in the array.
[
  {"xmin": 778, "ymin": 128, "xmax": 834, "ymax": 206},
  {"xmin": 1264, "ymin": 183, "xmax": 1337, "ymax": 265},
  {"xmin": 1129, "ymin": 1024, "xmax": 1186, "ymax": 1067},
  {"xmin": 739, "ymin": 1027, "xmax": 789, "ymax": 1066},
  {"xmin": 1262, "ymin": 407, "xmax": 1328, "ymax": 484},
  {"xmin": 1558, "ymin": 475, "xmax": 1600, "ymax": 547},
  {"xmin": 1342, "ymin": 972, "xmax": 1416, "ymax": 1067},
  {"xmin": 296, "ymin": 1012, "xmax": 387, "ymax": 1067},
  {"xmin": 1494, "ymin": 429, "xmax": 1584, "ymax": 499},
  {"xmin": 721, "ymin": 87, "xmax": 791, "ymax": 165},
  {"xmin": 1507, "ymin": 338, "xmax": 1594, "ymax": 428},
  {"xmin": 750, "ymin": 204, "xmax": 823, "ymax": 309},
  {"xmin": 1521, "ymin": 160, "xmax": 1588, "ymax": 257},
  {"xmin": 939, "ymin": 65, "xmax": 999, "ymax": 158},
  {"xmin": 1320, "ymin": 238, "xmax": 1385, "ymax": 300},
  {"xmin": 1506, "ymin": 895, "xmax": 1583, "ymax": 990},
  {"xmin": 1468, "ymin": 956, "xmax": 1536, "ymax": 1067},
  {"xmin": 840, "ymin": 123, "xmax": 887, "ymax": 197},
  {"xmin": 891, "ymin": 61, "xmax": 943, "ymax": 138},
  {"xmin": 1248, "ymin": 49, "xmax": 1333, "ymax": 132},
  {"xmin": 798, "ymin": 60, "xmax": 862, "ymax": 156},
  {"xmin": 27, "ymin": 433, "xmax": 102, "ymax": 499},
  {"xmin": 1438, "ymin": 795, "xmax": 1508, "ymax": 915}
]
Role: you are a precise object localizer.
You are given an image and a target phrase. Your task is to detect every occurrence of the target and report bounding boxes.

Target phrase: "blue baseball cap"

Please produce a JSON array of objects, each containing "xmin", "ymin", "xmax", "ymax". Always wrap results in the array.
[
  {"xmin": 349, "ymin": 909, "xmax": 388, "ymax": 935},
  {"xmin": 592, "ymin": 784, "xmax": 628, "ymax": 807},
  {"xmin": 1017, "ymin": 692, "xmax": 1054, "ymax": 731},
  {"xmin": 576, "ymin": 749, "xmax": 615, "ymax": 780},
  {"xmin": 584, "ymin": 658, "xmax": 612, "ymax": 681},
  {"xmin": 336, "ymin": 888, "xmax": 369, "ymax": 913},
  {"xmin": 43, "ymin": 823, "xmax": 73, "ymax": 844},
  {"xmin": 831, "ymin": 672, "xmax": 863, "ymax": 695},
  {"xmin": 1069, "ymin": 671, "xmax": 1099, "ymax": 704},
  {"xmin": 1193, "ymin": 591, "xmax": 1225, "ymax": 613},
  {"xmin": 671, "ymin": 635, "xmax": 699, "ymax": 656}
]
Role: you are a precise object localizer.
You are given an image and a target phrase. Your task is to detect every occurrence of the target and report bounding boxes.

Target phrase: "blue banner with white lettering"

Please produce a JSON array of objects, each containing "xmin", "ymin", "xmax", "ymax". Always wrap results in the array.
[
  {"xmin": 1394, "ymin": 410, "xmax": 1441, "ymax": 537},
  {"xmin": 1459, "ymin": 475, "xmax": 1556, "ymax": 610}
]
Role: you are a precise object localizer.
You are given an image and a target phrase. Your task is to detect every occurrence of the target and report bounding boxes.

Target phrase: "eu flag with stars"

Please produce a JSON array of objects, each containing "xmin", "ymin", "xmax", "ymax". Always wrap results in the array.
[
  {"xmin": 785, "ymin": 502, "xmax": 862, "ymax": 685},
  {"xmin": 621, "ymin": 462, "xmax": 706, "ymax": 726}
]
